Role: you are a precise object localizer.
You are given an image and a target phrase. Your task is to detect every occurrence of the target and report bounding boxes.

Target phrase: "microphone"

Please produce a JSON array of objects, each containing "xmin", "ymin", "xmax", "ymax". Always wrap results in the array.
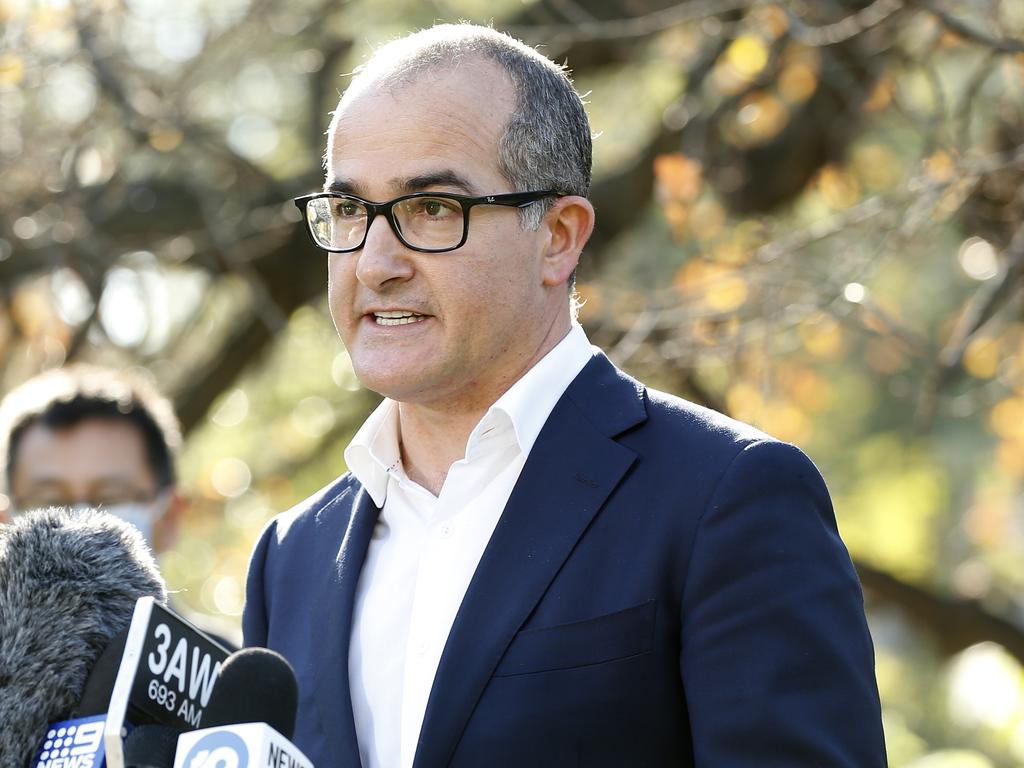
[
  {"xmin": 100, "ymin": 595, "xmax": 230, "ymax": 765},
  {"xmin": 75, "ymin": 629, "xmax": 131, "ymax": 717},
  {"xmin": 173, "ymin": 648, "xmax": 313, "ymax": 768},
  {"xmin": 203, "ymin": 648, "xmax": 299, "ymax": 738},
  {"xmin": 123, "ymin": 725, "xmax": 179, "ymax": 768},
  {"xmin": 0, "ymin": 507, "xmax": 167, "ymax": 768},
  {"xmin": 28, "ymin": 595, "xmax": 231, "ymax": 768},
  {"xmin": 26, "ymin": 633, "xmax": 132, "ymax": 768}
]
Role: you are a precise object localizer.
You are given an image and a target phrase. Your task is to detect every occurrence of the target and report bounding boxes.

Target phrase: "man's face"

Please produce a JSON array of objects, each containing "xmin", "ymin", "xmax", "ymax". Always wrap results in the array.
[
  {"xmin": 325, "ymin": 61, "xmax": 563, "ymax": 412},
  {"xmin": 9, "ymin": 418, "xmax": 178, "ymax": 551}
]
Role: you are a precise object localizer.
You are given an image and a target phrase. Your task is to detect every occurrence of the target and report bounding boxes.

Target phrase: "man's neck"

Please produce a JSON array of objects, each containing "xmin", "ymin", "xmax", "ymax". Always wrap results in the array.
[
  {"xmin": 395, "ymin": 317, "xmax": 573, "ymax": 496},
  {"xmin": 396, "ymin": 404, "xmax": 483, "ymax": 495}
]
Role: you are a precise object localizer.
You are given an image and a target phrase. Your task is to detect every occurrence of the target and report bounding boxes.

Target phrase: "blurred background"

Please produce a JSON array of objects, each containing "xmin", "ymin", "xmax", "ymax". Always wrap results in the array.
[{"xmin": 2, "ymin": 0, "xmax": 1023, "ymax": 764}]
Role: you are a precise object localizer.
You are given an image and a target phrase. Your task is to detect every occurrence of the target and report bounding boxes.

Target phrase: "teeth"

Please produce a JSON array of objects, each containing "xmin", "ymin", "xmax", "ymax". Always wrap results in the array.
[{"xmin": 373, "ymin": 311, "xmax": 427, "ymax": 326}]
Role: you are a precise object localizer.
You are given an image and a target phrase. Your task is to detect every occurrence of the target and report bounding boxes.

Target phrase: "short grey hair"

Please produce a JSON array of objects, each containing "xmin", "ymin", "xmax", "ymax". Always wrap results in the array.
[{"xmin": 329, "ymin": 23, "xmax": 593, "ymax": 230}]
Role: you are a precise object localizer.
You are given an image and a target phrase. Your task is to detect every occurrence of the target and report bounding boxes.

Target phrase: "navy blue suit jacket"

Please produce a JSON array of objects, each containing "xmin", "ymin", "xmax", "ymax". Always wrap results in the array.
[{"xmin": 243, "ymin": 353, "xmax": 886, "ymax": 767}]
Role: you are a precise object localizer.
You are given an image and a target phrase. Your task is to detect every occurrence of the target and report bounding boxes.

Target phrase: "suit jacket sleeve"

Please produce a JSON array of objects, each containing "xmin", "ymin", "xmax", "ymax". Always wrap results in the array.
[
  {"xmin": 679, "ymin": 439, "xmax": 886, "ymax": 766},
  {"xmin": 242, "ymin": 518, "xmax": 275, "ymax": 648}
]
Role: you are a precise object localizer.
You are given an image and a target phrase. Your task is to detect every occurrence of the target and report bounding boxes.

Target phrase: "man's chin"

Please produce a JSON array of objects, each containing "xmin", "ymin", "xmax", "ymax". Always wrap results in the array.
[{"xmin": 352, "ymin": 368, "xmax": 436, "ymax": 403}]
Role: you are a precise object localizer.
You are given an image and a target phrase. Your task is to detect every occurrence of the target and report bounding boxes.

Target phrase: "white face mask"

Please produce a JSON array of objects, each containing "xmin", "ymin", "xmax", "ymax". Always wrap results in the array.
[
  {"xmin": 66, "ymin": 495, "xmax": 168, "ymax": 548},
  {"xmin": 104, "ymin": 500, "xmax": 164, "ymax": 546}
]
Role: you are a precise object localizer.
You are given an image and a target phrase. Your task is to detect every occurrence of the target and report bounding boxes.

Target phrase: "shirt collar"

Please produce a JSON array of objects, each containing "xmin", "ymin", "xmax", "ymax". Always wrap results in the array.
[
  {"xmin": 476, "ymin": 323, "xmax": 593, "ymax": 457},
  {"xmin": 344, "ymin": 324, "xmax": 595, "ymax": 507},
  {"xmin": 344, "ymin": 399, "xmax": 401, "ymax": 507}
]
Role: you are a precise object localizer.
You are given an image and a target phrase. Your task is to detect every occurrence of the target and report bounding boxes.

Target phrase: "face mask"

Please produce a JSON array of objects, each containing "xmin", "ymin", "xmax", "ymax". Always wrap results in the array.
[
  {"xmin": 65, "ymin": 496, "xmax": 167, "ymax": 548},
  {"xmin": 105, "ymin": 498, "xmax": 167, "ymax": 547}
]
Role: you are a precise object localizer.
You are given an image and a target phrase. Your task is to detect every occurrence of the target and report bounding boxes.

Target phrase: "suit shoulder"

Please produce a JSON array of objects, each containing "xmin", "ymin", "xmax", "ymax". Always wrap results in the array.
[
  {"xmin": 641, "ymin": 386, "xmax": 828, "ymax": 495},
  {"xmin": 263, "ymin": 472, "xmax": 362, "ymax": 543},
  {"xmin": 643, "ymin": 385, "xmax": 771, "ymax": 448}
]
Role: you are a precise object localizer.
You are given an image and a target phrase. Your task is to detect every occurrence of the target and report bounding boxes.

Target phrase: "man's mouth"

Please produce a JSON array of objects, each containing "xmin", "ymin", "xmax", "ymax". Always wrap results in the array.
[{"xmin": 372, "ymin": 310, "xmax": 429, "ymax": 326}]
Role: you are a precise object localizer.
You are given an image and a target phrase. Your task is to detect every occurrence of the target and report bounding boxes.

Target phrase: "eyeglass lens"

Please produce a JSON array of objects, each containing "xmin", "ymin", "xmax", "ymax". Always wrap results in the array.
[{"xmin": 306, "ymin": 196, "xmax": 466, "ymax": 251}]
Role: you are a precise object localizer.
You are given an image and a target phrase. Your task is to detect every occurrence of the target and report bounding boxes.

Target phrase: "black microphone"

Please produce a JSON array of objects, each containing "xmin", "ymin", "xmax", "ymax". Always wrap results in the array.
[
  {"xmin": 203, "ymin": 648, "xmax": 299, "ymax": 738},
  {"xmin": 0, "ymin": 507, "xmax": 167, "ymax": 768},
  {"xmin": 75, "ymin": 628, "xmax": 130, "ymax": 717},
  {"xmin": 123, "ymin": 725, "xmax": 179, "ymax": 768},
  {"xmin": 173, "ymin": 648, "xmax": 313, "ymax": 768}
]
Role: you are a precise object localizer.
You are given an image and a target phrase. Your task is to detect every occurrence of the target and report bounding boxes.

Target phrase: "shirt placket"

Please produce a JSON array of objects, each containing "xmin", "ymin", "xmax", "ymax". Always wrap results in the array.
[{"xmin": 398, "ymin": 479, "xmax": 459, "ymax": 768}]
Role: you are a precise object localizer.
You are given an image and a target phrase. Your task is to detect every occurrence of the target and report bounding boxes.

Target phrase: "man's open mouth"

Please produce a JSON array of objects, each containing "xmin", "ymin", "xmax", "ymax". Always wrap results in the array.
[{"xmin": 373, "ymin": 311, "xmax": 428, "ymax": 326}]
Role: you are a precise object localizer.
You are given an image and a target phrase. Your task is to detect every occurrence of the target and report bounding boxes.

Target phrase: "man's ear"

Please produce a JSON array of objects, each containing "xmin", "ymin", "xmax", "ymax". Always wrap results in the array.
[{"xmin": 541, "ymin": 195, "xmax": 595, "ymax": 287}]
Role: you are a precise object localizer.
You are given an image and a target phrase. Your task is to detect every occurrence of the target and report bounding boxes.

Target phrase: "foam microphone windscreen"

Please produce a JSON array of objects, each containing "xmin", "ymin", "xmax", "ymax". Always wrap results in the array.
[
  {"xmin": 0, "ymin": 507, "xmax": 167, "ymax": 767},
  {"xmin": 202, "ymin": 648, "xmax": 300, "ymax": 739}
]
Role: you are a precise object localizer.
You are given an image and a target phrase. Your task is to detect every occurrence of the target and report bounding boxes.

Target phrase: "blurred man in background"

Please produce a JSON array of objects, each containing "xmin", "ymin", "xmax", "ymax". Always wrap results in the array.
[
  {"xmin": 0, "ymin": 364, "xmax": 184, "ymax": 541},
  {"xmin": 0, "ymin": 364, "xmax": 236, "ymax": 645}
]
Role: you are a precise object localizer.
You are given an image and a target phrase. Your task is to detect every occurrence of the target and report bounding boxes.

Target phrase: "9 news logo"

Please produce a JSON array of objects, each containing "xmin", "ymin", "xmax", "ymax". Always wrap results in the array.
[
  {"xmin": 32, "ymin": 718, "xmax": 105, "ymax": 768},
  {"xmin": 179, "ymin": 731, "xmax": 249, "ymax": 768}
]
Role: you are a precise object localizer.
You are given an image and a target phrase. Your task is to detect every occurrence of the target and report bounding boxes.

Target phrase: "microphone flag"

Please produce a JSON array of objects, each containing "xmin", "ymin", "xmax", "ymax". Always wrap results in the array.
[
  {"xmin": 31, "ymin": 716, "xmax": 109, "ymax": 768},
  {"xmin": 103, "ymin": 597, "xmax": 229, "ymax": 768},
  {"xmin": 173, "ymin": 723, "xmax": 314, "ymax": 768}
]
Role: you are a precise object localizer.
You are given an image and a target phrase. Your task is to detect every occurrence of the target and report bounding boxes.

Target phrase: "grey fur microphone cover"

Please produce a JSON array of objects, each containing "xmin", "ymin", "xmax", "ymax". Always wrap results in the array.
[{"xmin": 0, "ymin": 507, "xmax": 167, "ymax": 766}]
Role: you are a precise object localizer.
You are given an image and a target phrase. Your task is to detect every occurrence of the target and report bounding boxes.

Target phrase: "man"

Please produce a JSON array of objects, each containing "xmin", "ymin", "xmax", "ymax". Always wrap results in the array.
[
  {"xmin": 0, "ymin": 364, "xmax": 185, "ymax": 549},
  {"xmin": 0, "ymin": 364, "xmax": 238, "ymax": 645},
  {"xmin": 244, "ymin": 23, "xmax": 886, "ymax": 768}
]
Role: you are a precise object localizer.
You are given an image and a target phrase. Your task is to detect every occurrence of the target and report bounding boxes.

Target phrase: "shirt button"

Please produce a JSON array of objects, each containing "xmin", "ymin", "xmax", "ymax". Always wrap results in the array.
[
  {"xmin": 414, "ymin": 640, "xmax": 427, "ymax": 655},
  {"xmin": 439, "ymin": 523, "xmax": 453, "ymax": 538}
]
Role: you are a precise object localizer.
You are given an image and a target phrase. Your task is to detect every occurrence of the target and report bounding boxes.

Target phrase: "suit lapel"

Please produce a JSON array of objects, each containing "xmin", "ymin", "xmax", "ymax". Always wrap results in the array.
[
  {"xmin": 313, "ymin": 484, "xmax": 380, "ymax": 767},
  {"xmin": 412, "ymin": 354, "xmax": 646, "ymax": 768}
]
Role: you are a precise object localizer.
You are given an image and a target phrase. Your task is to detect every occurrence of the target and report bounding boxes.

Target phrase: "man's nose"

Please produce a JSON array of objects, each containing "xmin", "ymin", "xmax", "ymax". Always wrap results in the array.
[{"xmin": 355, "ymin": 214, "xmax": 415, "ymax": 290}]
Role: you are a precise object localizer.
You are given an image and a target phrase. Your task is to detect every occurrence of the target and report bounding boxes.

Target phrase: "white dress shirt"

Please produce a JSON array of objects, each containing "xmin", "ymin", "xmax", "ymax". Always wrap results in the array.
[{"xmin": 344, "ymin": 324, "xmax": 594, "ymax": 768}]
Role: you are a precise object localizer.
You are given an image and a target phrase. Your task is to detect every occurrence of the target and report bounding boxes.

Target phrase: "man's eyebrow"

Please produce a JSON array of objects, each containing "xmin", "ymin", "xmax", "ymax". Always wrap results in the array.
[
  {"xmin": 325, "ymin": 171, "xmax": 479, "ymax": 198},
  {"xmin": 92, "ymin": 477, "xmax": 149, "ymax": 490},
  {"xmin": 26, "ymin": 473, "xmax": 137, "ymax": 490},
  {"xmin": 325, "ymin": 178, "xmax": 358, "ymax": 195},
  {"xmin": 395, "ymin": 170, "xmax": 478, "ymax": 194},
  {"xmin": 19, "ymin": 477, "xmax": 65, "ymax": 492},
  {"xmin": 399, "ymin": 172, "xmax": 479, "ymax": 195}
]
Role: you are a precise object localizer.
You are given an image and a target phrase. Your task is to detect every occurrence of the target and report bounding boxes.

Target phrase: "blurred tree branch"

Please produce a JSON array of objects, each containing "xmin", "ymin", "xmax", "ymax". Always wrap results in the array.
[
  {"xmin": 4, "ymin": 3, "xmax": 1024, "ymax": 709},
  {"xmin": 912, "ymin": 0, "xmax": 1024, "ymax": 53},
  {"xmin": 856, "ymin": 560, "xmax": 1024, "ymax": 666}
]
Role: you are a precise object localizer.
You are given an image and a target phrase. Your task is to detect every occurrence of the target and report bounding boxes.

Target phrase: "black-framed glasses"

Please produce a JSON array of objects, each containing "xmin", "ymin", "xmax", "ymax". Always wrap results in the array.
[{"xmin": 293, "ymin": 190, "xmax": 559, "ymax": 254}]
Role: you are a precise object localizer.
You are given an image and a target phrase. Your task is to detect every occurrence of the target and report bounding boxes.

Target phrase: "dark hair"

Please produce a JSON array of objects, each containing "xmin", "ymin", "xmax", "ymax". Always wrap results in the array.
[
  {"xmin": 330, "ymin": 23, "xmax": 593, "ymax": 228},
  {"xmin": 0, "ymin": 365, "xmax": 181, "ymax": 496}
]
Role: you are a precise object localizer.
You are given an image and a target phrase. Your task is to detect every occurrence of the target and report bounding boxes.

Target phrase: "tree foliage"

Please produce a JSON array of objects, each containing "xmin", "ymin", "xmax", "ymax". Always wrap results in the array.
[{"xmin": 3, "ymin": 0, "xmax": 1024, "ymax": 763}]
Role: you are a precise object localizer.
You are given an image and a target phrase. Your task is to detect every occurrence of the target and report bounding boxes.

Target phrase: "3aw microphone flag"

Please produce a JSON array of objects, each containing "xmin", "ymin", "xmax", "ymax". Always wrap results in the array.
[
  {"xmin": 102, "ymin": 596, "xmax": 229, "ymax": 767},
  {"xmin": 31, "ymin": 597, "xmax": 229, "ymax": 768}
]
